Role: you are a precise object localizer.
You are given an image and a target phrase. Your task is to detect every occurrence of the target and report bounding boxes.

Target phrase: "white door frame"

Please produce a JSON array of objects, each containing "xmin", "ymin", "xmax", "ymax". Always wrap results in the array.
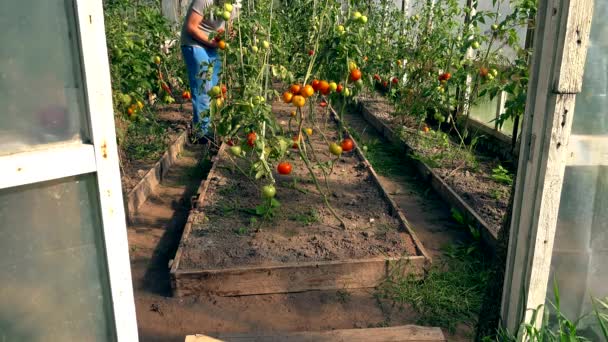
[
  {"xmin": 0, "ymin": 0, "xmax": 139, "ymax": 340},
  {"xmin": 501, "ymin": 0, "xmax": 594, "ymax": 332}
]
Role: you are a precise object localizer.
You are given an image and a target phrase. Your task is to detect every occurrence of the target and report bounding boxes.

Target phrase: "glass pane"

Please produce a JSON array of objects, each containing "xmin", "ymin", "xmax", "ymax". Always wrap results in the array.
[
  {"xmin": 470, "ymin": 95, "xmax": 499, "ymax": 127},
  {"xmin": 0, "ymin": 0, "xmax": 88, "ymax": 156},
  {"xmin": 0, "ymin": 175, "xmax": 115, "ymax": 341},
  {"xmin": 547, "ymin": 1, "xmax": 608, "ymax": 338},
  {"xmin": 476, "ymin": 0, "xmax": 528, "ymax": 61}
]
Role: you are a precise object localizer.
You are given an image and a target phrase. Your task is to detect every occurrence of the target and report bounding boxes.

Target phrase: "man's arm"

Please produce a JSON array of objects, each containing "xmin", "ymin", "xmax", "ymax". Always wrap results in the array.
[{"xmin": 186, "ymin": 10, "xmax": 218, "ymax": 48}]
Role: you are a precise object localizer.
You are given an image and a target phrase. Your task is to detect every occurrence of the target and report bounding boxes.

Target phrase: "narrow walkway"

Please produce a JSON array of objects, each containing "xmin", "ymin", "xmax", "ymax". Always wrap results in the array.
[
  {"xmin": 127, "ymin": 118, "xmax": 472, "ymax": 341},
  {"xmin": 342, "ymin": 111, "xmax": 469, "ymax": 258}
]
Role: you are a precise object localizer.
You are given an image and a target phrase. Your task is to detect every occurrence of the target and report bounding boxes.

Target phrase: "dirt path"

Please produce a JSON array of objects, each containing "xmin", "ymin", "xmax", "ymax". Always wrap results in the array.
[{"xmin": 128, "ymin": 113, "xmax": 474, "ymax": 341}]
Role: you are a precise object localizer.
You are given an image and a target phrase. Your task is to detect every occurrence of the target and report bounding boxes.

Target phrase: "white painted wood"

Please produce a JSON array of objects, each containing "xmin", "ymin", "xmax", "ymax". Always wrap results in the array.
[
  {"xmin": 0, "ymin": 143, "xmax": 96, "ymax": 189},
  {"xmin": 495, "ymin": 91, "xmax": 507, "ymax": 130},
  {"xmin": 73, "ymin": 1, "xmax": 139, "ymax": 341},
  {"xmin": 501, "ymin": 0, "xmax": 594, "ymax": 333}
]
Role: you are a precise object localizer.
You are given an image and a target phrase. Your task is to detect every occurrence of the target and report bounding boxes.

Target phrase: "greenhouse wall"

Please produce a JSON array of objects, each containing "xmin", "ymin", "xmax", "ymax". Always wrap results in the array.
[{"xmin": 547, "ymin": 0, "xmax": 608, "ymax": 336}]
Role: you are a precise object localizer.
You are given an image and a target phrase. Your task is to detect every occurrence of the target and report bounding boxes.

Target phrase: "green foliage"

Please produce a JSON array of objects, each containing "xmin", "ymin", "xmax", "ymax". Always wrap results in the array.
[
  {"xmin": 491, "ymin": 164, "xmax": 513, "ymax": 185},
  {"xmin": 486, "ymin": 283, "xmax": 608, "ymax": 341},
  {"xmin": 378, "ymin": 244, "xmax": 490, "ymax": 333}
]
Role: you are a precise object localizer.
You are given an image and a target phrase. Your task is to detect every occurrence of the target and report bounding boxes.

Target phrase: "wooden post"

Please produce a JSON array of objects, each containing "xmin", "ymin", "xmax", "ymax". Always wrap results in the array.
[{"xmin": 500, "ymin": 0, "xmax": 594, "ymax": 333}]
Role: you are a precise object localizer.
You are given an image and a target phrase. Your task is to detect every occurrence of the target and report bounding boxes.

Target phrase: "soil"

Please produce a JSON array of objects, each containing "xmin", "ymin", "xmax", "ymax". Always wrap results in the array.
[
  {"xmin": 358, "ymin": 93, "xmax": 509, "ymax": 234},
  {"xmin": 179, "ymin": 99, "xmax": 418, "ymax": 271},
  {"xmin": 120, "ymin": 103, "xmax": 193, "ymax": 194}
]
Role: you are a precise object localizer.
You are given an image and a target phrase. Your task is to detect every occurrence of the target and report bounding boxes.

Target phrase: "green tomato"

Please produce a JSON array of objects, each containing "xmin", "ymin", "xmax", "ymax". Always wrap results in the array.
[
  {"xmin": 224, "ymin": 3, "xmax": 233, "ymax": 12},
  {"xmin": 360, "ymin": 15, "xmax": 368, "ymax": 24},
  {"xmin": 487, "ymin": 74, "xmax": 495, "ymax": 81},
  {"xmin": 121, "ymin": 94, "xmax": 132, "ymax": 106},
  {"xmin": 208, "ymin": 86, "xmax": 221, "ymax": 97},
  {"xmin": 491, "ymin": 24, "xmax": 499, "ymax": 31},
  {"xmin": 222, "ymin": 11, "xmax": 231, "ymax": 21},
  {"xmin": 262, "ymin": 40, "xmax": 270, "ymax": 49},
  {"xmin": 343, "ymin": 88, "xmax": 351, "ymax": 97},
  {"xmin": 229, "ymin": 145, "xmax": 242, "ymax": 157},
  {"xmin": 491, "ymin": 68, "xmax": 498, "ymax": 77},
  {"xmin": 471, "ymin": 41, "xmax": 480, "ymax": 49},
  {"xmin": 352, "ymin": 11, "xmax": 362, "ymax": 20},
  {"xmin": 252, "ymin": 95, "xmax": 265, "ymax": 105},
  {"xmin": 252, "ymin": 46, "xmax": 259, "ymax": 53},
  {"xmin": 329, "ymin": 82, "xmax": 338, "ymax": 92},
  {"xmin": 355, "ymin": 79, "xmax": 364, "ymax": 88},
  {"xmin": 337, "ymin": 25, "xmax": 345, "ymax": 33},
  {"xmin": 329, "ymin": 143, "xmax": 343, "ymax": 156},
  {"xmin": 362, "ymin": 145, "xmax": 368, "ymax": 152},
  {"xmin": 261, "ymin": 185, "xmax": 276, "ymax": 199}
]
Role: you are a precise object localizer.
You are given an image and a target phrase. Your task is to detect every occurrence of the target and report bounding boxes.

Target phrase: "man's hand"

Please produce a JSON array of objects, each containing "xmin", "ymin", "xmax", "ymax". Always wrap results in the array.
[{"xmin": 187, "ymin": 10, "xmax": 219, "ymax": 48}]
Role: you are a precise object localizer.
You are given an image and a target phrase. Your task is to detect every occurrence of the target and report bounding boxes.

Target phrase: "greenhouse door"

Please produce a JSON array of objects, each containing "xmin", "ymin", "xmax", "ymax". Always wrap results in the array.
[
  {"xmin": 501, "ymin": 0, "xmax": 599, "ymax": 335},
  {"xmin": 0, "ymin": 1, "xmax": 138, "ymax": 341}
]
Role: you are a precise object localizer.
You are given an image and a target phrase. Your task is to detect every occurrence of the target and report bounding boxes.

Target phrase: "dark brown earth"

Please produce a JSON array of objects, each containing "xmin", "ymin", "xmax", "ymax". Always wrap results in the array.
[{"xmin": 359, "ymin": 93, "xmax": 509, "ymax": 234}]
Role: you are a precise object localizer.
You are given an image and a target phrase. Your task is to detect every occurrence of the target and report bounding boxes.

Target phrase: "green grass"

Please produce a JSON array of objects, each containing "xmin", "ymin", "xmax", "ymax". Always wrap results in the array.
[
  {"xmin": 347, "ymin": 126, "xmax": 407, "ymax": 177},
  {"xmin": 289, "ymin": 209, "xmax": 320, "ymax": 225},
  {"xmin": 377, "ymin": 244, "xmax": 490, "ymax": 334}
]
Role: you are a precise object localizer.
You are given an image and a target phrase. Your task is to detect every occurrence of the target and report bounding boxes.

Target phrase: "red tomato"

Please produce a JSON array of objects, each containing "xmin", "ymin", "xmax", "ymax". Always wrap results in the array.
[
  {"xmin": 318, "ymin": 80, "xmax": 330, "ymax": 93},
  {"xmin": 341, "ymin": 138, "xmax": 354, "ymax": 152},
  {"xmin": 277, "ymin": 162, "xmax": 292, "ymax": 175},
  {"xmin": 336, "ymin": 84, "xmax": 343, "ymax": 93},
  {"xmin": 349, "ymin": 69, "xmax": 362, "ymax": 82},
  {"xmin": 290, "ymin": 84, "xmax": 302, "ymax": 94},
  {"xmin": 320, "ymin": 100, "xmax": 328, "ymax": 107},
  {"xmin": 308, "ymin": 50, "xmax": 315, "ymax": 56},
  {"xmin": 312, "ymin": 79, "xmax": 321, "ymax": 91},
  {"xmin": 247, "ymin": 132, "xmax": 257, "ymax": 147}
]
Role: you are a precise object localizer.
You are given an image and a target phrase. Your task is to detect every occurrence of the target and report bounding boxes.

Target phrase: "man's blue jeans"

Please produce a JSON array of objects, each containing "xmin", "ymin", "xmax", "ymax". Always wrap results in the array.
[{"xmin": 181, "ymin": 45, "xmax": 221, "ymax": 138}]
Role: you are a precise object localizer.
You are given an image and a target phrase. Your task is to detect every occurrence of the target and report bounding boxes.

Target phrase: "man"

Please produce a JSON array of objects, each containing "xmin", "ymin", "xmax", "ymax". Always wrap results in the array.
[{"xmin": 180, "ymin": 0, "xmax": 232, "ymax": 142}]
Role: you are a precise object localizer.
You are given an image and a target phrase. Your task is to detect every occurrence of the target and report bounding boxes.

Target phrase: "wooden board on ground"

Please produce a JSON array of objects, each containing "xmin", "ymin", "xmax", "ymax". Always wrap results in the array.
[{"xmin": 185, "ymin": 325, "xmax": 446, "ymax": 342}]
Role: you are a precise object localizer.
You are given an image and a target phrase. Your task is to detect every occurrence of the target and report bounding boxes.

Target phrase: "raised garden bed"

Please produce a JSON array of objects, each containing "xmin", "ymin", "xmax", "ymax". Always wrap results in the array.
[
  {"xmin": 170, "ymin": 100, "xmax": 430, "ymax": 297},
  {"xmin": 119, "ymin": 104, "xmax": 193, "ymax": 221},
  {"xmin": 354, "ymin": 93, "xmax": 511, "ymax": 251}
]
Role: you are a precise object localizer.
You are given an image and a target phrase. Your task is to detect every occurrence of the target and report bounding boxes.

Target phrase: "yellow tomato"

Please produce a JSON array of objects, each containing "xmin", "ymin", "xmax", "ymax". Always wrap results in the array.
[
  {"xmin": 292, "ymin": 95, "xmax": 306, "ymax": 108},
  {"xmin": 282, "ymin": 91, "xmax": 293, "ymax": 103},
  {"xmin": 300, "ymin": 85, "xmax": 314, "ymax": 98}
]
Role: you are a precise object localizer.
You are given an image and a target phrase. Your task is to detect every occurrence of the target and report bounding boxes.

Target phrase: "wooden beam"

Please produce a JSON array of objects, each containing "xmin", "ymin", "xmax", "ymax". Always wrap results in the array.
[
  {"xmin": 185, "ymin": 325, "xmax": 446, "ymax": 342},
  {"xmin": 172, "ymin": 256, "xmax": 427, "ymax": 297},
  {"xmin": 500, "ymin": 0, "xmax": 594, "ymax": 332}
]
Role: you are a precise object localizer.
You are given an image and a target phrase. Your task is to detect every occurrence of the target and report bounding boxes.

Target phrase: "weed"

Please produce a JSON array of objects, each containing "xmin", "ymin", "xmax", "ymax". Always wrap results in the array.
[
  {"xmin": 487, "ymin": 281, "xmax": 608, "ymax": 341},
  {"xmin": 491, "ymin": 164, "xmax": 513, "ymax": 185},
  {"xmin": 377, "ymin": 244, "xmax": 490, "ymax": 333},
  {"xmin": 234, "ymin": 227, "xmax": 249, "ymax": 236},
  {"xmin": 336, "ymin": 290, "xmax": 352, "ymax": 304},
  {"xmin": 289, "ymin": 209, "xmax": 320, "ymax": 225},
  {"xmin": 490, "ymin": 188, "xmax": 503, "ymax": 200}
]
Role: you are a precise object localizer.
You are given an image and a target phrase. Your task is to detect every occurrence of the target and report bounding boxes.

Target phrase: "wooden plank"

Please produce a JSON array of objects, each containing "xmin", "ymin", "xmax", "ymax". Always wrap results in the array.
[
  {"xmin": 357, "ymin": 102, "xmax": 498, "ymax": 252},
  {"xmin": 553, "ymin": 0, "xmax": 595, "ymax": 93},
  {"xmin": 501, "ymin": 0, "xmax": 594, "ymax": 332},
  {"xmin": 186, "ymin": 325, "xmax": 446, "ymax": 342},
  {"xmin": 170, "ymin": 143, "xmax": 224, "ymax": 278},
  {"xmin": 173, "ymin": 256, "xmax": 426, "ymax": 297},
  {"xmin": 126, "ymin": 131, "xmax": 188, "ymax": 223}
]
